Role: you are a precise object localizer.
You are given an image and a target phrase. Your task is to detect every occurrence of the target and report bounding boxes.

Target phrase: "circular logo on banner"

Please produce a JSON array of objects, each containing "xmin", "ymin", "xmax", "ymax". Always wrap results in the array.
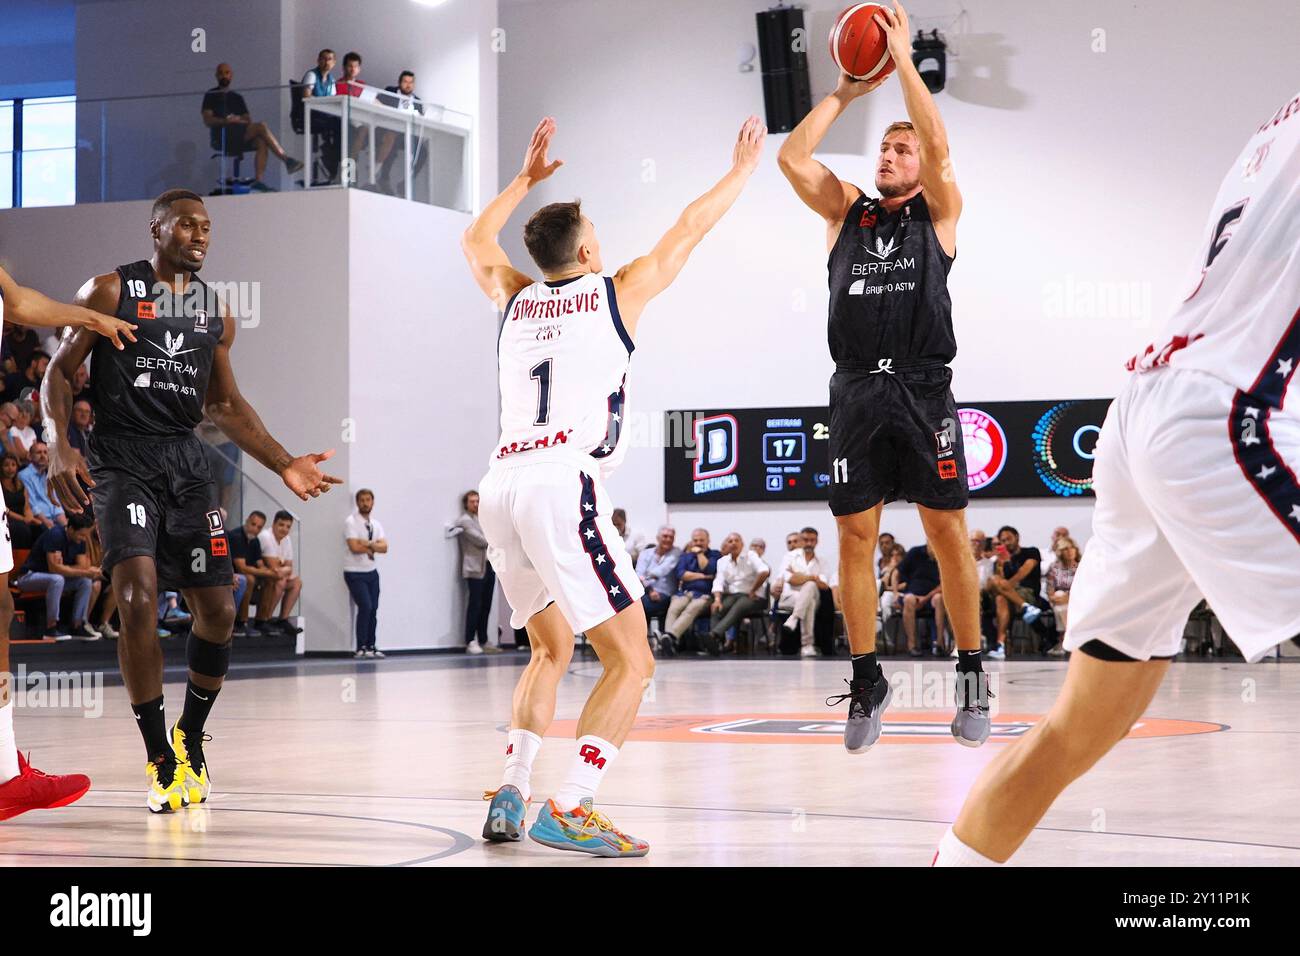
[
  {"xmin": 959, "ymin": 407, "xmax": 1008, "ymax": 491},
  {"xmin": 1033, "ymin": 401, "xmax": 1101, "ymax": 497}
]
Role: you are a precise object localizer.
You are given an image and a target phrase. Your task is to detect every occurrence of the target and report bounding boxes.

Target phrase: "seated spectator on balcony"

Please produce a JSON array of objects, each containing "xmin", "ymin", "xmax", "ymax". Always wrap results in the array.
[
  {"xmin": 228, "ymin": 510, "xmax": 274, "ymax": 637},
  {"xmin": 344, "ymin": 488, "xmax": 388, "ymax": 659},
  {"xmin": 19, "ymin": 441, "xmax": 65, "ymax": 529},
  {"xmin": 769, "ymin": 531, "xmax": 803, "ymax": 601},
  {"xmin": 4, "ymin": 351, "xmax": 48, "ymax": 404},
  {"xmin": 301, "ymin": 49, "xmax": 337, "ymax": 100},
  {"xmin": 1045, "ymin": 536, "xmax": 1081, "ymax": 656},
  {"xmin": 334, "ymin": 52, "xmax": 370, "ymax": 169},
  {"xmin": 256, "ymin": 510, "xmax": 303, "ymax": 635},
  {"xmin": 985, "ymin": 525, "xmax": 1043, "ymax": 659},
  {"xmin": 896, "ymin": 543, "xmax": 944, "ymax": 656},
  {"xmin": 1, "ymin": 324, "xmax": 39, "ymax": 377},
  {"xmin": 611, "ymin": 508, "xmax": 647, "ymax": 565},
  {"xmin": 202, "ymin": 62, "xmax": 303, "ymax": 191},
  {"xmin": 300, "ymin": 49, "xmax": 342, "ymax": 175},
  {"xmin": 7, "ymin": 399, "xmax": 37, "ymax": 459},
  {"xmin": 65, "ymin": 399, "xmax": 92, "ymax": 458},
  {"xmin": 635, "ymin": 525, "xmax": 680, "ymax": 631},
  {"xmin": 661, "ymin": 529, "xmax": 719, "ymax": 653},
  {"xmin": 375, "ymin": 70, "xmax": 427, "ymax": 194},
  {"xmin": 2, "ymin": 452, "xmax": 43, "ymax": 549},
  {"xmin": 706, "ymin": 532, "xmax": 769, "ymax": 655},
  {"xmin": 780, "ymin": 527, "xmax": 835, "ymax": 658},
  {"xmin": 14, "ymin": 511, "xmax": 100, "ymax": 640}
]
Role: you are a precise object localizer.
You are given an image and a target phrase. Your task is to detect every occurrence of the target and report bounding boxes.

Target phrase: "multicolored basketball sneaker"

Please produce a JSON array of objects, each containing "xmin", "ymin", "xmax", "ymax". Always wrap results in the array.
[
  {"xmin": 170, "ymin": 723, "xmax": 212, "ymax": 806},
  {"xmin": 482, "ymin": 785, "xmax": 530, "ymax": 842},
  {"xmin": 528, "ymin": 798, "xmax": 650, "ymax": 858}
]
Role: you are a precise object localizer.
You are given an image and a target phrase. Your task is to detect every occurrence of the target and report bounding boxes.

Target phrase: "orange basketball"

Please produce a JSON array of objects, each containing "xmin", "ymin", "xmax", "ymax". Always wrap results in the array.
[{"xmin": 828, "ymin": 4, "xmax": 896, "ymax": 82}]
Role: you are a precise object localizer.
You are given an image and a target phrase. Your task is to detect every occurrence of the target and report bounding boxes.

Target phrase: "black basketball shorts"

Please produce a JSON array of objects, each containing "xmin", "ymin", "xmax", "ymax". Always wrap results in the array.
[
  {"xmin": 828, "ymin": 363, "xmax": 969, "ymax": 516},
  {"xmin": 87, "ymin": 432, "xmax": 234, "ymax": 590}
]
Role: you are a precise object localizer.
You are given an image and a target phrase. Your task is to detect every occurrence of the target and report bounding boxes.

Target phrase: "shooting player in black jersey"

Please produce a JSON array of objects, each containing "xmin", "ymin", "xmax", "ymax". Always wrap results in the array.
[
  {"xmin": 777, "ymin": 2, "xmax": 989, "ymax": 750},
  {"xmin": 41, "ymin": 189, "xmax": 342, "ymax": 813}
]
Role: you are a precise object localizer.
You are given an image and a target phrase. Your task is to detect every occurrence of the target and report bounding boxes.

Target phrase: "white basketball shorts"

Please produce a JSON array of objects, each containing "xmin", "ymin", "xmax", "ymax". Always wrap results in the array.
[
  {"xmin": 478, "ymin": 461, "xmax": 644, "ymax": 634},
  {"xmin": 1064, "ymin": 367, "xmax": 1300, "ymax": 662}
]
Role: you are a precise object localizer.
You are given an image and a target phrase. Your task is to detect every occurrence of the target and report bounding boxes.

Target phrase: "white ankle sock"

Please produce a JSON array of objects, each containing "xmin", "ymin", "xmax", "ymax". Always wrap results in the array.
[
  {"xmin": 0, "ymin": 701, "xmax": 19, "ymax": 784},
  {"xmin": 932, "ymin": 826, "xmax": 1002, "ymax": 866},
  {"xmin": 552, "ymin": 735, "xmax": 618, "ymax": 811},
  {"xmin": 499, "ymin": 729, "xmax": 543, "ymax": 801}
]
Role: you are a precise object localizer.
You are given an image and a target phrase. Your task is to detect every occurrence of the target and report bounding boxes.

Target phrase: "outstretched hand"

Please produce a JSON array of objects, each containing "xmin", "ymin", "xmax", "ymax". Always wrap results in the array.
[
  {"xmin": 873, "ymin": 1, "xmax": 913, "ymax": 64},
  {"xmin": 731, "ymin": 115, "xmax": 767, "ymax": 173},
  {"xmin": 281, "ymin": 449, "xmax": 343, "ymax": 501},
  {"xmin": 520, "ymin": 116, "xmax": 564, "ymax": 185},
  {"xmin": 84, "ymin": 309, "xmax": 138, "ymax": 350}
]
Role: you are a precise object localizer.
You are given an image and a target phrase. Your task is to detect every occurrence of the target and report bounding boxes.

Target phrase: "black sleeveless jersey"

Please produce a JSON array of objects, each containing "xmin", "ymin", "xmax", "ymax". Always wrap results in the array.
[
  {"xmin": 826, "ymin": 191, "xmax": 957, "ymax": 369},
  {"xmin": 88, "ymin": 260, "xmax": 224, "ymax": 440}
]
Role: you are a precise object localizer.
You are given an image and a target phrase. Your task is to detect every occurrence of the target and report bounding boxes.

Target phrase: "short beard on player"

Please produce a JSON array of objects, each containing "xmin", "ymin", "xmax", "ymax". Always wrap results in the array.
[{"xmin": 877, "ymin": 176, "xmax": 919, "ymax": 199}]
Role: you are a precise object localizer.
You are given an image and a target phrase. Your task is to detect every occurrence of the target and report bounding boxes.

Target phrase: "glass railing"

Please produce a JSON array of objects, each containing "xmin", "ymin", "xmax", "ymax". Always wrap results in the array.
[
  {"xmin": 197, "ymin": 423, "xmax": 303, "ymax": 618},
  {"xmin": 15, "ymin": 83, "xmax": 472, "ymax": 211}
]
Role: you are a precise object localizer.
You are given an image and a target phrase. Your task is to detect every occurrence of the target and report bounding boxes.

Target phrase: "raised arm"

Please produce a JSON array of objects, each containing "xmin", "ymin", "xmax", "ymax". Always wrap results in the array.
[
  {"xmin": 777, "ymin": 72, "xmax": 886, "ymax": 235},
  {"xmin": 461, "ymin": 117, "xmax": 563, "ymax": 311},
  {"xmin": 204, "ymin": 308, "xmax": 342, "ymax": 501},
  {"xmin": 612, "ymin": 116, "xmax": 766, "ymax": 332},
  {"xmin": 876, "ymin": 2, "xmax": 962, "ymax": 248},
  {"xmin": 0, "ymin": 266, "xmax": 136, "ymax": 347}
]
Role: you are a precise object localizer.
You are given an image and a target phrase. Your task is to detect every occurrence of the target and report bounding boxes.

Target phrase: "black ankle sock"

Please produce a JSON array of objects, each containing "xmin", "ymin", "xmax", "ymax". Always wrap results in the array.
[
  {"xmin": 957, "ymin": 649, "xmax": 984, "ymax": 674},
  {"xmin": 178, "ymin": 680, "xmax": 220, "ymax": 736},
  {"xmin": 132, "ymin": 695, "xmax": 170, "ymax": 762},
  {"xmin": 851, "ymin": 652, "xmax": 880, "ymax": 682}
]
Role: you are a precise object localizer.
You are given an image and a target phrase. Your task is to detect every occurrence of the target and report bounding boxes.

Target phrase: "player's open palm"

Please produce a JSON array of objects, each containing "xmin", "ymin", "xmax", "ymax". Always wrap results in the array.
[
  {"xmin": 281, "ymin": 449, "xmax": 343, "ymax": 501},
  {"xmin": 46, "ymin": 444, "xmax": 94, "ymax": 514},
  {"xmin": 520, "ymin": 117, "xmax": 563, "ymax": 184},
  {"xmin": 732, "ymin": 115, "xmax": 767, "ymax": 174}
]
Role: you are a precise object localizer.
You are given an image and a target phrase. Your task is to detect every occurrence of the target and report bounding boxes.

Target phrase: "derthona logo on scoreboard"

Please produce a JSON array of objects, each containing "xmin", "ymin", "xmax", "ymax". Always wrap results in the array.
[{"xmin": 692, "ymin": 414, "xmax": 739, "ymax": 494}]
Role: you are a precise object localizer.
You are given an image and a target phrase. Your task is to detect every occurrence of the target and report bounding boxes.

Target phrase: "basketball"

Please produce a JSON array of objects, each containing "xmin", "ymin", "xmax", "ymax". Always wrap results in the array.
[{"xmin": 829, "ymin": 4, "xmax": 897, "ymax": 82}]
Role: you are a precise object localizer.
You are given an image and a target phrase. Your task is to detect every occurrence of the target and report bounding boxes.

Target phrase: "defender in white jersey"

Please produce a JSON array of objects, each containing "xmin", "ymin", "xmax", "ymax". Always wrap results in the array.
[
  {"xmin": 461, "ymin": 116, "xmax": 765, "ymax": 856},
  {"xmin": 0, "ymin": 268, "xmax": 134, "ymax": 821},
  {"xmin": 935, "ymin": 88, "xmax": 1300, "ymax": 867}
]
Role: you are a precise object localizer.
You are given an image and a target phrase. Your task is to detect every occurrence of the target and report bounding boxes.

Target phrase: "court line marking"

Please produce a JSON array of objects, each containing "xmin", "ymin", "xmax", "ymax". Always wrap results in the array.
[
  {"xmin": 77, "ymin": 788, "xmax": 1300, "ymax": 854},
  {"xmin": 0, "ymin": 804, "xmax": 475, "ymax": 867}
]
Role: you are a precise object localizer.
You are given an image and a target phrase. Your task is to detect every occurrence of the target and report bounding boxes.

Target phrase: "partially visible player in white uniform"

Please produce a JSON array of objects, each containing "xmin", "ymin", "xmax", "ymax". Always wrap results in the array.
[
  {"xmin": 0, "ymin": 268, "xmax": 135, "ymax": 821},
  {"xmin": 461, "ymin": 116, "xmax": 765, "ymax": 857},
  {"xmin": 936, "ymin": 87, "xmax": 1300, "ymax": 866}
]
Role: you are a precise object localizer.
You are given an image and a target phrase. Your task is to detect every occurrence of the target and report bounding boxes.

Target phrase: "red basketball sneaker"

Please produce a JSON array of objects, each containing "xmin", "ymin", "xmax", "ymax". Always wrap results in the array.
[{"xmin": 0, "ymin": 752, "xmax": 91, "ymax": 822}]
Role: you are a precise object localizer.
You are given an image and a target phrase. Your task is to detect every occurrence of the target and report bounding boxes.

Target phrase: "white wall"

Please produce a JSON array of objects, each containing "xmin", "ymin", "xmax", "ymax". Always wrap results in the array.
[
  {"xmin": 497, "ymin": 0, "xmax": 1299, "ymax": 559},
  {"xmin": 0, "ymin": 187, "xmax": 499, "ymax": 651},
  {"xmin": 346, "ymin": 189, "xmax": 498, "ymax": 650}
]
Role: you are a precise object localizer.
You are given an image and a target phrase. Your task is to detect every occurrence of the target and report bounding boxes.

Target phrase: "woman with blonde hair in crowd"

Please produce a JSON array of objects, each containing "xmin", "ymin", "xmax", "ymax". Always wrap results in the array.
[{"xmin": 1045, "ymin": 536, "xmax": 1081, "ymax": 656}]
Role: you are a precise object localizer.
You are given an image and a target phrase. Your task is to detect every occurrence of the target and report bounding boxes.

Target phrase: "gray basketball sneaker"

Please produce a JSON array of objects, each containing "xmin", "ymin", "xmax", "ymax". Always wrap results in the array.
[
  {"xmin": 826, "ymin": 675, "xmax": 893, "ymax": 753},
  {"xmin": 951, "ymin": 668, "xmax": 994, "ymax": 747}
]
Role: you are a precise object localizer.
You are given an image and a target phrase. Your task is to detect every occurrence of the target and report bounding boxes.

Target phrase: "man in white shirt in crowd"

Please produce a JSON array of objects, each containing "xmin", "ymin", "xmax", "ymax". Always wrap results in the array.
[
  {"xmin": 1037, "ymin": 526, "xmax": 1070, "ymax": 597},
  {"xmin": 877, "ymin": 531, "xmax": 897, "ymax": 577},
  {"xmin": 780, "ymin": 526, "xmax": 837, "ymax": 657},
  {"xmin": 611, "ymin": 508, "xmax": 648, "ymax": 566},
  {"xmin": 769, "ymin": 531, "xmax": 804, "ymax": 602},
  {"xmin": 635, "ymin": 525, "xmax": 680, "ymax": 635},
  {"xmin": 8, "ymin": 400, "xmax": 38, "ymax": 460},
  {"xmin": 970, "ymin": 528, "xmax": 996, "ymax": 590},
  {"xmin": 707, "ymin": 532, "xmax": 769, "ymax": 654},
  {"xmin": 256, "ymin": 510, "xmax": 303, "ymax": 635},
  {"xmin": 344, "ymin": 488, "xmax": 388, "ymax": 659}
]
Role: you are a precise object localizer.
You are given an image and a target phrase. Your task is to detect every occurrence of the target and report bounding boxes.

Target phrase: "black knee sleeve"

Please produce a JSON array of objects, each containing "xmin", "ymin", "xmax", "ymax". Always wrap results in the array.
[
  {"xmin": 1077, "ymin": 639, "xmax": 1173, "ymax": 662},
  {"xmin": 188, "ymin": 632, "xmax": 232, "ymax": 678}
]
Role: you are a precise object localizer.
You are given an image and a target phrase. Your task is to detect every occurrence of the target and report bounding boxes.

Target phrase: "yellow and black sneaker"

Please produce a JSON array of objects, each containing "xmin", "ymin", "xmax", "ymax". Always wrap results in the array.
[
  {"xmin": 146, "ymin": 750, "xmax": 186, "ymax": 813},
  {"xmin": 170, "ymin": 723, "xmax": 212, "ymax": 806}
]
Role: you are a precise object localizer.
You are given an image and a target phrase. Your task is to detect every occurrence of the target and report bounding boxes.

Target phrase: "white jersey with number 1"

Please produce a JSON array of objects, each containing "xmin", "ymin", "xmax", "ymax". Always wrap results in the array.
[
  {"xmin": 490, "ymin": 273, "xmax": 633, "ymax": 479},
  {"xmin": 477, "ymin": 272, "xmax": 644, "ymax": 635}
]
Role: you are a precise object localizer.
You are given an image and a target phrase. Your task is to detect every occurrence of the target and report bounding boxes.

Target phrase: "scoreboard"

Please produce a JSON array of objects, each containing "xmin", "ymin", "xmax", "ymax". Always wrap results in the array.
[{"xmin": 663, "ymin": 399, "xmax": 1112, "ymax": 503}]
